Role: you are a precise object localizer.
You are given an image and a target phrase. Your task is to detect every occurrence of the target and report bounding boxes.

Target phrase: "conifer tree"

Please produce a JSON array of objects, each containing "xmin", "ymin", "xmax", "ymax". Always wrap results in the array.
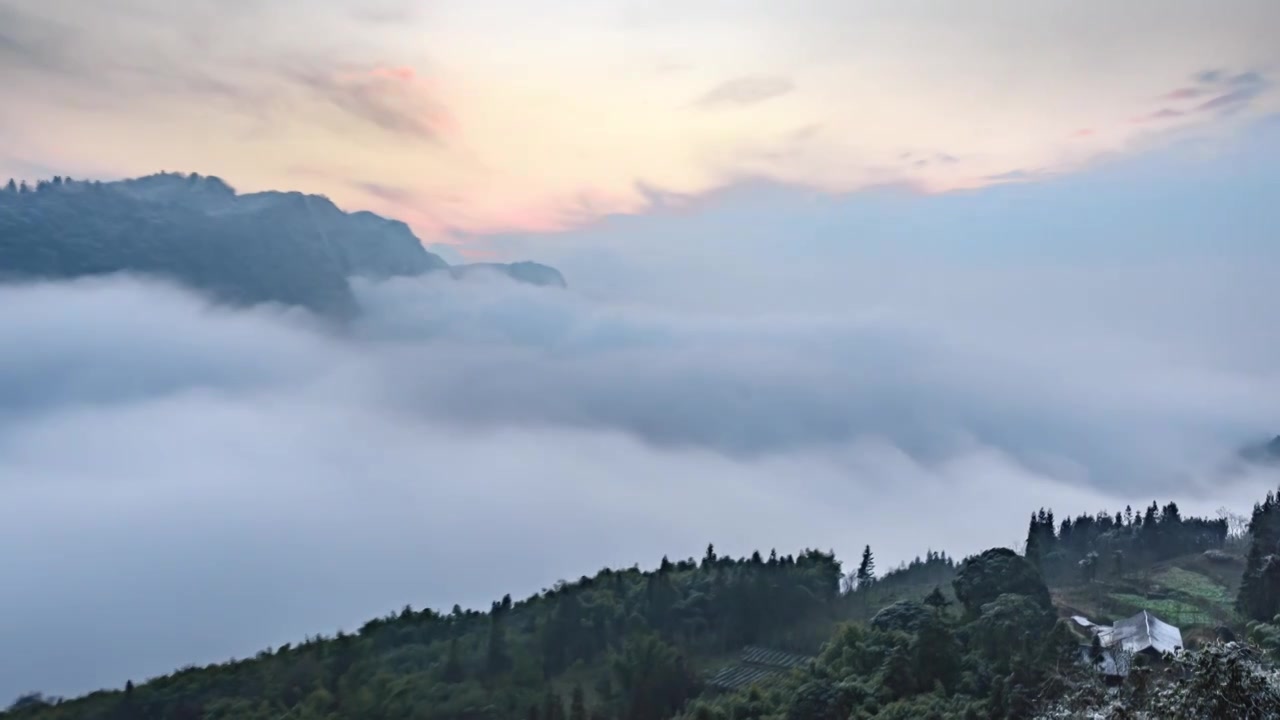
[
  {"xmin": 442, "ymin": 636, "xmax": 464, "ymax": 683},
  {"xmin": 486, "ymin": 613, "xmax": 510, "ymax": 675},
  {"xmin": 542, "ymin": 690, "xmax": 564, "ymax": 720},
  {"xmin": 856, "ymin": 545, "xmax": 875, "ymax": 586},
  {"xmin": 569, "ymin": 685, "xmax": 587, "ymax": 720}
]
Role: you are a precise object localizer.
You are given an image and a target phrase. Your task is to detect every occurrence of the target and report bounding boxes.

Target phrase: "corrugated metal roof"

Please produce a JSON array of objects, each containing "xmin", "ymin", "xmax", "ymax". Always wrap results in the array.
[{"xmin": 1097, "ymin": 610, "xmax": 1183, "ymax": 655}]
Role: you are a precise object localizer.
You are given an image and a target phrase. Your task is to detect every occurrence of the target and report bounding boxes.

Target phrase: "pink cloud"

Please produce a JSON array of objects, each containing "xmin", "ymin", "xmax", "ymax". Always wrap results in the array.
[
  {"xmin": 1159, "ymin": 88, "xmax": 1202, "ymax": 101},
  {"xmin": 1070, "ymin": 128, "xmax": 1095, "ymax": 138},
  {"xmin": 369, "ymin": 65, "xmax": 416, "ymax": 82},
  {"xmin": 316, "ymin": 65, "xmax": 456, "ymax": 141}
]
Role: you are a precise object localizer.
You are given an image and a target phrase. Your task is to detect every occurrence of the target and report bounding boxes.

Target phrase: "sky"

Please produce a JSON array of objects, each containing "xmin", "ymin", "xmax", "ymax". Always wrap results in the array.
[
  {"xmin": 2, "ymin": 0, "xmax": 1280, "ymax": 704},
  {"xmin": 2, "ymin": 0, "xmax": 1279, "ymax": 241}
]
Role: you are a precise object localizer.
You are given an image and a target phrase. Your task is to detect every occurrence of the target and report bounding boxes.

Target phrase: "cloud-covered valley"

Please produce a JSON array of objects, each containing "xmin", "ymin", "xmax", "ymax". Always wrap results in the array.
[{"xmin": 2, "ymin": 258, "xmax": 1277, "ymax": 699}]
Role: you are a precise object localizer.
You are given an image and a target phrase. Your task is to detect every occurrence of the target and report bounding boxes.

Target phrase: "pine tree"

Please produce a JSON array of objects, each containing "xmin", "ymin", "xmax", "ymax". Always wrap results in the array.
[
  {"xmin": 923, "ymin": 585, "xmax": 950, "ymax": 610},
  {"xmin": 1024, "ymin": 512, "xmax": 1043, "ymax": 567},
  {"xmin": 3, "ymin": 179, "xmax": 15, "ymax": 193},
  {"xmin": 569, "ymin": 685, "xmax": 587, "ymax": 720},
  {"xmin": 442, "ymin": 636, "xmax": 464, "ymax": 682},
  {"xmin": 1238, "ymin": 490, "xmax": 1280, "ymax": 620},
  {"xmin": 542, "ymin": 690, "xmax": 564, "ymax": 720},
  {"xmin": 486, "ymin": 613, "xmax": 510, "ymax": 675},
  {"xmin": 856, "ymin": 545, "xmax": 876, "ymax": 586}
]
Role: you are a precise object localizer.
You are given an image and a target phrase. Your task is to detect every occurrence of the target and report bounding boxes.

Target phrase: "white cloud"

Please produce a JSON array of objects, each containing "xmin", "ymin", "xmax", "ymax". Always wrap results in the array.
[{"xmin": 0, "ymin": 267, "xmax": 1276, "ymax": 699}]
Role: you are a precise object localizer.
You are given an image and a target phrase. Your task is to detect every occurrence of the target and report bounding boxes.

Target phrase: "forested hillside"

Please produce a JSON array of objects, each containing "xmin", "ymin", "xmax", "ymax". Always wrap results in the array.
[
  {"xmin": 7, "ymin": 490, "xmax": 1280, "ymax": 720},
  {"xmin": 0, "ymin": 174, "xmax": 564, "ymax": 317}
]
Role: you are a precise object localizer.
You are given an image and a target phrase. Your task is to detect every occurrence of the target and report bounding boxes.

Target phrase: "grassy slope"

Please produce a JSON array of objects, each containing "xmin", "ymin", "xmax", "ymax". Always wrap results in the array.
[{"xmin": 1050, "ymin": 550, "xmax": 1246, "ymax": 639}]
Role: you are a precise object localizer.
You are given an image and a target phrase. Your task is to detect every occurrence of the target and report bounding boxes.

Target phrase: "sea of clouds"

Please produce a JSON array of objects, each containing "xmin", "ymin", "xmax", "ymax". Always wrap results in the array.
[{"xmin": 2, "ymin": 257, "xmax": 1277, "ymax": 698}]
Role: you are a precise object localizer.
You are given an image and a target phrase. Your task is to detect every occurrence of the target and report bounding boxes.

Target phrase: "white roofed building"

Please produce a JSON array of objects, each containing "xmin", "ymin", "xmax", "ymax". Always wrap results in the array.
[
  {"xmin": 1073, "ymin": 609, "xmax": 1184, "ymax": 678},
  {"xmin": 1096, "ymin": 610, "xmax": 1184, "ymax": 657}
]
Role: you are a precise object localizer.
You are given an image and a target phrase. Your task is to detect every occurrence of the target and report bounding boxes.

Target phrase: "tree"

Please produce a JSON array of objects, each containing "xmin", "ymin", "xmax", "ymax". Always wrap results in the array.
[
  {"xmin": 486, "ymin": 613, "xmax": 511, "ymax": 675},
  {"xmin": 952, "ymin": 548, "xmax": 1051, "ymax": 617},
  {"xmin": 442, "ymin": 636, "xmax": 464, "ymax": 682},
  {"xmin": 856, "ymin": 545, "xmax": 876, "ymax": 587},
  {"xmin": 970, "ymin": 593, "xmax": 1055, "ymax": 672},
  {"xmin": 611, "ymin": 634, "xmax": 699, "ymax": 720},
  {"xmin": 8, "ymin": 693, "xmax": 52, "ymax": 712},
  {"xmin": 878, "ymin": 640, "xmax": 918, "ymax": 700},
  {"xmin": 1079, "ymin": 551, "xmax": 1099, "ymax": 583},
  {"xmin": 4, "ymin": 179, "xmax": 15, "ymax": 193},
  {"xmin": 871, "ymin": 600, "xmax": 931, "ymax": 633},
  {"xmin": 923, "ymin": 586, "xmax": 950, "ymax": 610},
  {"xmin": 543, "ymin": 690, "xmax": 565, "ymax": 720},
  {"xmin": 1238, "ymin": 488, "xmax": 1280, "ymax": 621},
  {"xmin": 569, "ymin": 684, "xmax": 588, "ymax": 720},
  {"xmin": 912, "ymin": 611, "xmax": 961, "ymax": 692}
]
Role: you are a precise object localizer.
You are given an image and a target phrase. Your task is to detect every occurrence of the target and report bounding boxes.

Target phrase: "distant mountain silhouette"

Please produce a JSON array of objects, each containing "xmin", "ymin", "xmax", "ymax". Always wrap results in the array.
[
  {"xmin": 453, "ymin": 261, "xmax": 567, "ymax": 287},
  {"xmin": 1240, "ymin": 435, "xmax": 1280, "ymax": 465},
  {"xmin": 0, "ymin": 172, "xmax": 564, "ymax": 316}
]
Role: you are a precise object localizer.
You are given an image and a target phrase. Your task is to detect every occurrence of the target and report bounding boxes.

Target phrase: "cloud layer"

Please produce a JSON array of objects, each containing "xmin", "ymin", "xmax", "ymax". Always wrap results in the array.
[{"xmin": 1, "ymin": 260, "xmax": 1276, "ymax": 700}]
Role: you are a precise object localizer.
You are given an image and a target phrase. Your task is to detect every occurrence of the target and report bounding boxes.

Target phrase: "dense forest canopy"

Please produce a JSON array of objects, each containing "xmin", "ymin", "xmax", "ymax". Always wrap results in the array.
[
  {"xmin": 6, "ymin": 490, "xmax": 1280, "ymax": 720},
  {"xmin": 0, "ymin": 173, "xmax": 565, "ymax": 318}
]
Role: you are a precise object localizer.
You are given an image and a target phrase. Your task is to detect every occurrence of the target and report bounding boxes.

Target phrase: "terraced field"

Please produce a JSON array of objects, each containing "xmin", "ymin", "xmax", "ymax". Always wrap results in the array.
[{"xmin": 1054, "ymin": 554, "xmax": 1243, "ymax": 633}]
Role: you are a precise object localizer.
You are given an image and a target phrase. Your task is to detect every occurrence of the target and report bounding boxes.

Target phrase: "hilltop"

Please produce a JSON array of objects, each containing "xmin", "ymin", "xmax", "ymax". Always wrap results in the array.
[
  {"xmin": 0, "ymin": 173, "xmax": 565, "ymax": 317},
  {"xmin": 6, "ymin": 490, "xmax": 1280, "ymax": 720}
]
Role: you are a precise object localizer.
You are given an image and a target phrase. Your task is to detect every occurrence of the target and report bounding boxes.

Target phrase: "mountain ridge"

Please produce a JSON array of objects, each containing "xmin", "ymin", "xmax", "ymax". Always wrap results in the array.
[{"xmin": 0, "ymin": 172, "xmax": 565, "ymax": 316}]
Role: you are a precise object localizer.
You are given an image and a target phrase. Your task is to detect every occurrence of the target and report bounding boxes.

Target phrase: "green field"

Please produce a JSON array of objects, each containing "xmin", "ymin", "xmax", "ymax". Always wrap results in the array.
[{"xmin": 1152, "ymin": 567, "xmax": 1232, "ymax": 606}]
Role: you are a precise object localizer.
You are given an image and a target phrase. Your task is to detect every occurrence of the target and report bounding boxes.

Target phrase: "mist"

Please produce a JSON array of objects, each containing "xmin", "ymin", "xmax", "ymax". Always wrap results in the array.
[{"xmin": 1, "ymin": 249, "xmax": 1277, "ymax": 699}]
